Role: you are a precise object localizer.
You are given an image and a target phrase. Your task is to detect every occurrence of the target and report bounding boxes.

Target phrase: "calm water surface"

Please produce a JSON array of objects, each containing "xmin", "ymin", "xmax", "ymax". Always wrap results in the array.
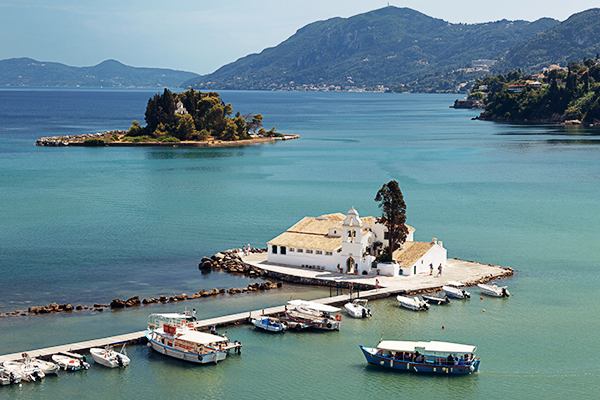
[{"xmin": 0, "ymin": 88, "xmax": 599, "ymax": 398}]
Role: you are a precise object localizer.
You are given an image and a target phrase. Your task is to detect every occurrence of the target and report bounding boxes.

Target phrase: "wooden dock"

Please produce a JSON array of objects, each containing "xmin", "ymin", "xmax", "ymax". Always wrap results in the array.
[{"xmin": 0, "ymin": 289, "xmax": 393, "ymax": 363}]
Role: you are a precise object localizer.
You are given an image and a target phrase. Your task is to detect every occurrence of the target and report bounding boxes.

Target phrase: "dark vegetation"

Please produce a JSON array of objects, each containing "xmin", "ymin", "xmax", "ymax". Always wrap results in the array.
[
  {"xmin": 125, "ymin": 88, "xmax": 281, "ymax": 142},
  {"xmin": 476, "ymin": 57, "xmax": 600, "ymax": 123}
]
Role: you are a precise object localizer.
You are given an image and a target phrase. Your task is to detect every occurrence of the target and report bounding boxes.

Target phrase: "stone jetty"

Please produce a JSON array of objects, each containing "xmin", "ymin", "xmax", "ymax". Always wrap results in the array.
[{"xmin": 36, "ymin": 130, "xmax": 125, "ymax": 146}]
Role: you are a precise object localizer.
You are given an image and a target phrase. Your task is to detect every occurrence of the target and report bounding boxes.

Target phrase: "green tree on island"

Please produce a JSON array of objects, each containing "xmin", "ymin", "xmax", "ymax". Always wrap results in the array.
[
  {"xmin": 124, "ymin": 88, "xmax": 282, "ymax": 142},
  {"xmin": 375, "ymin": 180, "xmax": 409, "ymax": 260}
]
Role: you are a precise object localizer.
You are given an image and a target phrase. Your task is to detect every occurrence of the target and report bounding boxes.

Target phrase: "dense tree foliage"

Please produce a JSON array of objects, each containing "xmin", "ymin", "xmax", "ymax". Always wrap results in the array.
[
  {"xmin": 125, "ymin": 89, "xmax": 275, "ymax": 141},
  {"xmin": 476, "ymin": 58, "xmax": 600, "ymax": 123},
  {"xmin": 375, "ymin": 180, "xmax": 409, "ymax": 256}
]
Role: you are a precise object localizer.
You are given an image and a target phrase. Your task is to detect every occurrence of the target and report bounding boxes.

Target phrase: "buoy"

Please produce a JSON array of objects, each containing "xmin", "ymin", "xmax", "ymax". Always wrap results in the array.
[
  {"xmin": 482, "ymin": 309, "xmax": 486, "ymax": 313},
  {"xmin": 442, "ymin": 325, "xmax": 445, "ymax": 329},
  {"xmin": 480, "ymin": 296, "xmax": 483, "ymax": 300}
]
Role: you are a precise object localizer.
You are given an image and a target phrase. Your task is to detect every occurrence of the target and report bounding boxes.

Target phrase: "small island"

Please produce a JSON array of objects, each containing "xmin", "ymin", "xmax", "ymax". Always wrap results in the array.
[
  {"xmin": 465, "ymin": 56, "xmax": 600, "ymax": 125},
  {"xmin": 36, "ymin": 88, "xmax": 298, "ymax": 147}
]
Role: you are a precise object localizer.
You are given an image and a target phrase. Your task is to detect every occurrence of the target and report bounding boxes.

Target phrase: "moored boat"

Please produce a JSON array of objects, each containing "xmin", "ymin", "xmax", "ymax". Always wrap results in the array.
[
  {"xmin": 397, "ymin": 295, "xmax": 429, "ymax": 311},
  {"xmin": 3, "ymin": 359, "xmax": 45, "ymax": 382},
  {"xmin": 146, "ymin": 312, "xmax": 242, "ymax": 364},
  {"xmin": 478, "ymin": 282, "xmax": 510, "ymax": 297},
  {"xmin": 285, "ymin": 300, "xmax": 341, "ymax": 331},
  {"xmin": 90, "ymin": 346, "xmax": 130, "ymax": 368},
  {"xmin": 0, "ymin": 368, "xmax": 21, "ymax": 385},
  {"xmin": 359, "ymin": 340, "xmax": 480, "ymax": 375},
  {"xmin": 251, "ymin": 316, "xmax": 288, "ymax": 333},
  {"xmin": 422, "ymin": 294, "xmax": 451, "ymax": 305},
  {"xmin": 344, "ymin": 299, "xmax": 372, "ymax": 318},
  {"xmin": 52, "ymin": 352, "xmax": 90, "ymax": 371},
  {"xmin": 443, "ymin": 281, "xmax": 471, "ymax": 299}
]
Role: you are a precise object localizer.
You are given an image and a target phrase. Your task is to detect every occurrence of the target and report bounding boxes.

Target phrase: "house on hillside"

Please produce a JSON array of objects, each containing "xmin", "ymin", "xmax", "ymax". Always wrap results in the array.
[{"xmin": 267, "ymin": 208, "xmax": 446, "ymax": 277}]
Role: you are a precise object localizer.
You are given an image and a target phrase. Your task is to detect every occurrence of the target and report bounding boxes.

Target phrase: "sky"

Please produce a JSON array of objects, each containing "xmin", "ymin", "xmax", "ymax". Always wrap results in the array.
[{"xmin": 0, "ymin": 0, "xmax": 597, "ymax": 75}]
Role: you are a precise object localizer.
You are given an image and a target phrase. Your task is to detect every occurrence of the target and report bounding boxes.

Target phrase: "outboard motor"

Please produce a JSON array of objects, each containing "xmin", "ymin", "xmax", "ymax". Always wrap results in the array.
[
  {"xmin": 9, "ymin": 372, "xmax": 17, "ymax": 384},
  {"xmin": 116, "ymin": 354, "xmax": 124, "ymax": 367},
  {"xmin": 362, "ymin": 309, "xmax": 367, "ymax": 318}
]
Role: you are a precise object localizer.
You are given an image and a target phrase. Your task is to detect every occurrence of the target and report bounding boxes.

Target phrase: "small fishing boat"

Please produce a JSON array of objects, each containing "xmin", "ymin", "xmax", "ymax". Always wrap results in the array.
[
  {"xmin": 397, "ymin": 295, "xmax": 429, "ymax": 311},
  {"xmin": 251, "ymin": 316, "xmax": 288, "ymax": 333},
  {"xmin": 146, "ymin": 312, "xmax": 242, "ymax": 364},
  {"xmin": 478, "ymin": 282, "xmax": 510, "ymax": 297},
  {"xmin": 344, "ymin": 299, "xmax": 372, "ymax": 318},
  {"xmin": 52, "ymin": 352, "xmax": 90, "ymax": 371},
  {"xmin": 285, "ymin": 300, "xmax": 342, "ymax": 331},
  {"xmin": 359, "ymin": 340, "xmax": 481, "ymax": 375},
  {"xmin": 3, "ymin": 359, "xmax": 45, "ymax": 382},
  {"xmin": 422, "ymin": 294, "xmax": 451, "ymax": 305},
  {"xmin": 30, "ymin": 358, "xmax": 59, "ymax": 375},
  {"xmin": 90, "ymin": 346, "xmax": 130, "ymax": 368},
  {"xmin": 0, "ymin": 368, "xmax": 22, "ymax": 385},
  {"xmin": 443, "ymin": 281, "xmax": 471, "ymax": 299}
]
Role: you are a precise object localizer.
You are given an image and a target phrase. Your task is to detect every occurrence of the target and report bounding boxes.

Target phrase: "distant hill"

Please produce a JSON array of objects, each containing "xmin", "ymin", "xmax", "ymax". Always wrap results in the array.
[
  {"xmin": 0, "ymin": 58, "xmax": 200, "ymax": 88},
  {"xmin": 495, "ymin": 8, "xmax": 600, "ymax": 73},
  {"xmin": 183, "ymin": 6, "xmax": 558, "ymax": 91}
]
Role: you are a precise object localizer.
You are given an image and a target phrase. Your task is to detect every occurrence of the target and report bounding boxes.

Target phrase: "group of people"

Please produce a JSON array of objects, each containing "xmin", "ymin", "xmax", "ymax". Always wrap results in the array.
[
  {"xmin": 391, "ymin": 351, "xmax": 425, "ymax": 363},
  {"xmin": 444, "ymin": 353, "xmax": 476, "ymax": 366},
  {"xmin": 242, "ymin": 244, "xmax": 251, "ymax": 256},
  {"xmin": 378, "ymin": 350, "xmax": 476, "ymax": 366},
  {"xmin": 429, "ymin": 263, "xmax": 443, "ymax": 276}
]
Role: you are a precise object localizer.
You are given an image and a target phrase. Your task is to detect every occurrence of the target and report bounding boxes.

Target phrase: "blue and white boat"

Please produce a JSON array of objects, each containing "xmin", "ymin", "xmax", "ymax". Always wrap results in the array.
[
  {"xmin": 359, "ymin": 340, "xmax": 480, "ymax": 375},
  {"xmin": 146, "ymin": 312, "xmax": 242, "ymax": 364},
  {"xmin": 252, "ymin": 316, "xmax": 288, "ymax": 333}
]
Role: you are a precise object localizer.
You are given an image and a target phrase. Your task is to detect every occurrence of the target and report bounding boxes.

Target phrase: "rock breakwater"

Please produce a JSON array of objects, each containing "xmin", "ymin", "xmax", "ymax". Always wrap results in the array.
[{"xmin": 36, "ymin": 130, "xmax": 125, "ymax": 146}]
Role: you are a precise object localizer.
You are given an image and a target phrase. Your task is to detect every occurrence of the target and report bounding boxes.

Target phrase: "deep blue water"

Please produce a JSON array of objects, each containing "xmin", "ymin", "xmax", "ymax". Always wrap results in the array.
[{"xmin": 1, "ymin": 88, "xmax": 599, "ymax": 398}]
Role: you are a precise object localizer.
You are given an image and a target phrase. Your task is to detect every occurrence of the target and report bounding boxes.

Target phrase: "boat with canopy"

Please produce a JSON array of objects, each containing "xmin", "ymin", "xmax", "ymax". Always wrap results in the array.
[
  {"xmin": 359, "ymin": 340, "xmax": 481, "ymax": 375},
  {"xmin": 285, "ymin": 300, "xmax": 342, "ymax": 330}
]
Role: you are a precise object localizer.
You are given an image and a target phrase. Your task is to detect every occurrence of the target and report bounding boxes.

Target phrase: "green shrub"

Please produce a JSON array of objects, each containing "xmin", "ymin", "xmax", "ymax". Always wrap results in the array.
[{"xmin": 83, "ymin": 138, "xmax": 106, "ymax": 146}]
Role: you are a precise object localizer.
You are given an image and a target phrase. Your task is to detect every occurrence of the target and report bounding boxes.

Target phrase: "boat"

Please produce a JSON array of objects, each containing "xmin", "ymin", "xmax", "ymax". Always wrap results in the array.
[
  {"xmin": 359, "ymin": 340, "xmax": 481, "ymax": 375},
  {"xmin": 397, "ymin": 295, "xmax": 429, "ymax": 311},
  {"xmin": 251, "ymin": 316, "xmax": 288, "ymax": 333},
  {"xmin": 443, "ymin": 281, "xmax": 471, "ymax": 299},
  {"xmin": 478, "ymin": 282, "xmax": 510, "ymax": 297},
  {"xmin": 90, "ymin": 346, "xmax": 130, "ymax": 368},
  {"xmin": 422, "ymin": 294, "xmax": 451, "ymax": 305},
  {"xmin": 2, "ymin": 359, "xmax": 45, "ymax": 382},
  {"xmin": 52, "ymin": 352, "xmax": 90, "ymax": 371},
  {"xmin": 0, "ymin": 368, "xmax": 21, "ymax": 385},
  {"xmin": 146, "ymin": 312, "xmax": 242, "ymax": 364},
  {"xmin": 344, "ymin": 299, "xmax": 372, "ymax": 318},
  {"xmin": 30, "ymin": 358, "xmax": 59, "ymax": 375},
  {"xmin": 285, "ymin": 300, "xmax": 342, "ymax": 331}
]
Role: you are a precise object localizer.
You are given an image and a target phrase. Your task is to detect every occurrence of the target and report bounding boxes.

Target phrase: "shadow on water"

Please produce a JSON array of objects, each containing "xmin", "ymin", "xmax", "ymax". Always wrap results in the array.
[{"xmin": 145, "ymin": 149, "xmax": 245, "ymax": 160}]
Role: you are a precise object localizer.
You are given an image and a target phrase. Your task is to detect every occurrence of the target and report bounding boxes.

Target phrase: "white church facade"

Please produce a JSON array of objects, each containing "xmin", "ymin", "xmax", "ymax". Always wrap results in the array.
[{"xmin": 267, "ymin": 208, "xmax": 447, "ymax": 277}]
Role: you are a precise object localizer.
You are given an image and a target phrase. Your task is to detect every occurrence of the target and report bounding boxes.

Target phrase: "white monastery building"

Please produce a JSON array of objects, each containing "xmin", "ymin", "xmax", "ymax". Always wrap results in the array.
[{"xmin": 267, "ymin": 208, "xmax": 447, "ymax": 277}]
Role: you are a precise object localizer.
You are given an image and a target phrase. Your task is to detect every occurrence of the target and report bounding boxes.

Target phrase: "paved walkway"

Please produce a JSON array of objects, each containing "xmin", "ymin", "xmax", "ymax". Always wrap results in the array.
[{"xmin": 242, "ymin": 253, "xmax": 511, "ymax": 292}]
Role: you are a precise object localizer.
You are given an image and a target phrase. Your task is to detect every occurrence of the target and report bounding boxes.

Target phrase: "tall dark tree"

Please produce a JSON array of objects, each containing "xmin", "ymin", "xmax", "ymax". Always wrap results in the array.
[{"xmin": 375, "ymin": 180, "xmax": 409, "ymax": 255}]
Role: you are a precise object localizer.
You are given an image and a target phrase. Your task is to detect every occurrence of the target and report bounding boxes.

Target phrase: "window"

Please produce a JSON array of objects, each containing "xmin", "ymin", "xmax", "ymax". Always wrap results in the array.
[
  {"xmin": 316, "ymin": 250, "xmax": 323, "ymax": 255},
  {"xmin": 297, "ymin": 249, "xmax": 303, "ymax": 253},
  {"xmin": 281, "ymin": 246, "xmax": 286, "ymax": 255},
  {"xmin": 289, "ymin": 248, "xmax": 295, "ymax": 252},
  {"xmin": 384, "ymin": 232, "xmax": 389, "ymax": 240},
  {"xmin": 272, "ymin": 245, "xmax": 278, "ymax": 254},
  {"xmin": 306, "ymin": 249, "xmax": 313, "ymax": 254},
  {"xmin": 325, "ymin": 251, "xmax": 332, "ymax": 256}
]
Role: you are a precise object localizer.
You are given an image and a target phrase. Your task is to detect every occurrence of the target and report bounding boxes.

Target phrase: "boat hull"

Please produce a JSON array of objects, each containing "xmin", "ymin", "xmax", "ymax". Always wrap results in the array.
[
  {"xmin": 359, "ymin": 346, "xmax": 480, "ymax": 375},
  {"xmin": 90, "ymin": 348, "xmax": 130, "ymax": 368},
  {"xmin": 443, "ymin": 286, "xmax": 471, "ymax": 299},
  {"xmin": 422, "ymin": 295, "xmax": 450, "ymax": 305},
  {"xmin": 285, "ymin": 311, "xmax": 340, "ymax": 330},
  {"xmin": 146, "ymin": 331, "xmax": 228, "ymax": 364},
  {"xmin": 252, "ymin": 318, "xmax": 287, "ymax": 332},
  {"xmin": 397, "ymin": 296, "xmax": 429, "ymax": 311},
  {"xmin": 344, "ymin": 303, "xmax": 371, "ymax": 318},
  {"xmin": 477, "ymin": 284, "xmax": 510, "ymax": 297}
]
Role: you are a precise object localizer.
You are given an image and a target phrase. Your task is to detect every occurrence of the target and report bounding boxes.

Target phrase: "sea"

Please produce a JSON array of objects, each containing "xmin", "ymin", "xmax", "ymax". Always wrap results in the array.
[{"xmin": 0, "ymin": 88, "xmax": 599, "ymax": 398}]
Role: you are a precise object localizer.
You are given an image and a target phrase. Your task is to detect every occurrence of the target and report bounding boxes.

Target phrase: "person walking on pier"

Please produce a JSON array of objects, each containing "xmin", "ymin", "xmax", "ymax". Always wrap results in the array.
[
  {"xmin": 430, "ymin": 263, "xmax": 433, "ymax": 275},
  {"xmin": 192, "ymin": 308, "xmax": 197, "ymax": 321},
  {"xmin": 375, "ymin": 278, "xmax": 380, "ymax": 291},
  {"xmin": 438, "ymin": 264, "xmax": 443, "ymax": 277}
]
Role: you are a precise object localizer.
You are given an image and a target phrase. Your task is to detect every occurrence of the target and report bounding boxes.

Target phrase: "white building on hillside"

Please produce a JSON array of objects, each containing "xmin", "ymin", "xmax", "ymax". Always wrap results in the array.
[{"xmin": 267, "ymin": 208, "xmax": 447, "ymax": 276}]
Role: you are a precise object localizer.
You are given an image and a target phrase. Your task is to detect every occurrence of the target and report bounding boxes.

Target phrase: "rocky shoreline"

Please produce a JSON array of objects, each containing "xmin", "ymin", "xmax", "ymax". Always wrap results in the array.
[{"xmin": 36, "ymin": 130, "xmax": 126, "ymax": 146}]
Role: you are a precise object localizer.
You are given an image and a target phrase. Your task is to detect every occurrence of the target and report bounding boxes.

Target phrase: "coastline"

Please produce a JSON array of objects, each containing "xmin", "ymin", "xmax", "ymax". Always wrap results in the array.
[{"xmin": 36, "ymin": 131, "xmax": 299, "ymax": 147}]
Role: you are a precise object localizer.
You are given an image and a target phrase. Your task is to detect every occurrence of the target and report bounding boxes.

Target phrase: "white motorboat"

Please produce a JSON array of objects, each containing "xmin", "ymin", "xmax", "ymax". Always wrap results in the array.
[
  {"xmin": 146, "ymin": 312, "xmax": 242, "ymax": 364},
  {"xmin": 285, "ymin": 300, "xmax": 342, "ymax": 330},
  {"xmin": 443, "ymin": 281, "xmax": 471, "ymax": 299},
  {"xmin": 90, "ymin": 346, "xmax": 130, "ymax": 368},
  {"xmin": 30, "ymin": 358, "xmax": 59, "ymax": 375},
  {"xmin": 397, "ymin": 295, "xmax": 429, "ymax": 311},
  {"xmin": 3, "ymin": 359, "xmax": 45, "ymax": 382},
  {"xmin": 251, "ymin": 316, "xmax": 288, "ymax": 333},
  {"xmin": 52, "ymin": 353, "xmax": 90, "ymax": 371},
  {"xmin": 0, "ymin": 368, "xmax": 21, "ymax": 385},
  {"xmin": 344, "ymin": 299, "xmax": 372, "ymax": 318},
  {"xmin": 422, "ymin": 294, "xmax": 451, "ymax": 305},
  {"xmin": 478, "ymin": 282, "xmax": 510, "ymax": 297}
]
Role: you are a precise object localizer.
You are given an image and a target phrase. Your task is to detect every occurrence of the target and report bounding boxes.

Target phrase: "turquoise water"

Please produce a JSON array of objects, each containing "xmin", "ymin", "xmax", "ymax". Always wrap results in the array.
[{"xmin": 1, "ymin": 88, "xmax": 599, "ymax": 398}]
